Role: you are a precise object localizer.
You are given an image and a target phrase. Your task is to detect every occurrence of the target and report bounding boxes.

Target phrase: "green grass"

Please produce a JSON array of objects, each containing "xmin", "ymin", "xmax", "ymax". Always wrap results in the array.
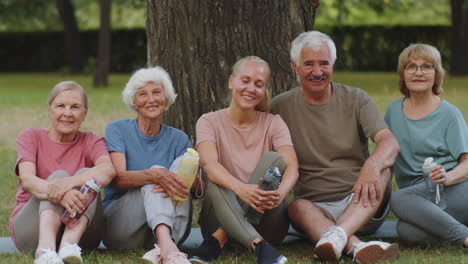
[{"xmin": 1, "ymin": 72, "xmax": 468, "ymax": 263}]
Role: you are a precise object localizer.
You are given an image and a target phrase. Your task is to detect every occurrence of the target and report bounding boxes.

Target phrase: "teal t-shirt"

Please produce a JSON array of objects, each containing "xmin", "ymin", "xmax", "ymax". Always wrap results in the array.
[{"xmin": 385, "ymin": 97, "xmax": 468, "ymax": 189}]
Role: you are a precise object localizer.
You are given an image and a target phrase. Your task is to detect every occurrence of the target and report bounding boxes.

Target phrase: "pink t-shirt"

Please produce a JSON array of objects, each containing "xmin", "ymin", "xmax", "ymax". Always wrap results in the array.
[
  {"xmin": 9, "ymin": 128, "xmax": 109, "ymax": 238},
  {"xmin": 196, "ymin": 109, "xmax": 293, "ymax": 183}
]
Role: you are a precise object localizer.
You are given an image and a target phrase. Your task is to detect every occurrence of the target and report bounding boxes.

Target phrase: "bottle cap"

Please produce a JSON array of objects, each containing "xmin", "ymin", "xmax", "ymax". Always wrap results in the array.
[
  {"xmin": 423, "ymin": 157, "xmax": 434, "ymax": 167},
  {"xmin": 186, "ymin": 148, "xmax": 199, "ymax": 157},
  {"xmin": 86, "ymin": 178, "xmax": 101, "ymax": 192}
]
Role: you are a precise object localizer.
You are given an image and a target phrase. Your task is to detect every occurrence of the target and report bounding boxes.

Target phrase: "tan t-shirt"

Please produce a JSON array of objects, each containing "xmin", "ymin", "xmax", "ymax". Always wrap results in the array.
[
  {"xmin": 271, "ymin": 83, "xmax": 387, "ymax": 202},
  {"xmin": 196, "ymin": 109, "xmax": 293, "ymax": 183}
]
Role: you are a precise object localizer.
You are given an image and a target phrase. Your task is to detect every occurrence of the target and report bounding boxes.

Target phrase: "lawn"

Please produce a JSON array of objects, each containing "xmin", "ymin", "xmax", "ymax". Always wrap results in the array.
[{"xmin": 1, "ymin": 72, "xmax": 468, "ymax": 263}]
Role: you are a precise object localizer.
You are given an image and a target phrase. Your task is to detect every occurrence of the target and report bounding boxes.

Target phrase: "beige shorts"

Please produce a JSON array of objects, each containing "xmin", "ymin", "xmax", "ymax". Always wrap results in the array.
[{"xmin": 314, "ymin": 192, "xmax": 391, "ymax": 235}]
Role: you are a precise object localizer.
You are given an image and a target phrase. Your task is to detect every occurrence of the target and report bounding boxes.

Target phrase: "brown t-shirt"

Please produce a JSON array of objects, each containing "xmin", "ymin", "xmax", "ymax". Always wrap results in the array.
[
  {"xmin": 196, "ymin": 109, "xmax": 293, "ymax": 183},
  {"xmin": 271, "ymin": 83, "xmax": 387, "ymax": 202}
]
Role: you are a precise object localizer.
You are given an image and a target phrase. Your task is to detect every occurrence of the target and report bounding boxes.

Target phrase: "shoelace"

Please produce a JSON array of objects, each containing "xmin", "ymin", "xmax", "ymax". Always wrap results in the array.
[
  {"xmin": 348, "ymin": 241, "xmax": 364, "ymax": 261},
  {"xmin": 166, "ymin": 252, "xmax": 189, "ymax": 263},
  {"xmin": 150, "ymin": 244, "xmax": 161, "ymax": 258},
  {"xmin": 37, "ymin": 248, "xmax": 59, "ymax": 261},
  {"xmin": 62, "ymin": 243, "xmax": 82, "ymax": 254},
  {"xmin": 321, "ymin": 227, "xmax": 345, "ymax": 244}
]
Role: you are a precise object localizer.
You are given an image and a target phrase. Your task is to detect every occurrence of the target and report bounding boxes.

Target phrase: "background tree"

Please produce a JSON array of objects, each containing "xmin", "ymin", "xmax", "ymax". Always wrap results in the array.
[
  {"xmin": 56, "ymin": 0, "xmax": 84, "ymax": 73},
  {"xmin": 450, "ymin": 0, "xmax": 468, "ymax": 75},
  {"xmin": 146, "ymin": 0, "xmax": 319, "ymax": 139},
  {"xmin": 93, "ymin": 0, "xmax": 112, "ymax": 87}
]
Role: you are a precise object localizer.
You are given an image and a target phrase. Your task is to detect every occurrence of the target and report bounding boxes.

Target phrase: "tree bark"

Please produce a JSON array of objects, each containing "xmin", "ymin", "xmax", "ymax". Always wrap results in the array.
[
  {"xmin": 56, "ymin": 0, "xmax": 83, "ymax": 73},
  {"xmin": 147, "ymin": 0, "xmax": 319, "ymax": 140},
  {"xmin": 451, "ymin": 0, "xmax": 468, "ymax": 75},
  {"xmin": 94, "ymin": 0, "xmax": 112, "ymax": 87}
]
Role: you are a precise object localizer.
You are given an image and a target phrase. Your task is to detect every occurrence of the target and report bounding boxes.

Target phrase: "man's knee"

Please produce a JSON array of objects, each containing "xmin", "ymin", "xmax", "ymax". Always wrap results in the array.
[{"xmin": 288, "ymin": 199, "xmax": 313, "ymax": 218}]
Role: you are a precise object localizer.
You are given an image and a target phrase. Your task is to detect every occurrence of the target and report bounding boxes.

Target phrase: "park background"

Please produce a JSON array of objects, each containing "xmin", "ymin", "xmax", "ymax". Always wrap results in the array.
[{"xmin": 1, "ymin": 0, "xmax": 468, "ymax": 263}]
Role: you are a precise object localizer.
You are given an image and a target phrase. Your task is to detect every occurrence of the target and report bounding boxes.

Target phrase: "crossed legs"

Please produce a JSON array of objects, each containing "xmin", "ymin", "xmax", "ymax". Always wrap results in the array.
[{"xmin": 288, "ymin": 169, "xmax": 394, "ymax": 261}]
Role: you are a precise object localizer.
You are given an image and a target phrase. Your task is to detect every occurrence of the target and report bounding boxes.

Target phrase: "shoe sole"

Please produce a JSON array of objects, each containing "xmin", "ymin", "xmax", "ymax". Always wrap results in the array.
[
  {"xmin": 189, "ymin": 257, "xmax": 211, "ymax": 264},
  {"xmin": 276, "ymin": 255, "xmax": 288, "ymax": 264},
  {"xmin": 355, "ymin": 243, "xmax": 399, "ymax": 264},
  {"xmin": 313, "ymin": 242, "xmax": 340, "ymax": 263},
  {"xmin": 61, "ymin": 255, "xmax": 82, "ymax": 264}
]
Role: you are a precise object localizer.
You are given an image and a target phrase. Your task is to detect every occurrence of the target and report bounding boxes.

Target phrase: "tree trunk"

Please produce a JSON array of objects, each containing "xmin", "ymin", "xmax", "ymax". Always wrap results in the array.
[
  {"xmin": 147, "ymin": 0, "xmax": 319, "ymax": 140},
  {"xmin": 94, "ymin": 0, "xmax": 112, "ymax": 87},
  {"xmin": 56, "ymin": 0, "xmax": 83, "ymax": 73},
  {"xmin": 451, "ymin": 0, "xmax": 468, "ymax": 75}
]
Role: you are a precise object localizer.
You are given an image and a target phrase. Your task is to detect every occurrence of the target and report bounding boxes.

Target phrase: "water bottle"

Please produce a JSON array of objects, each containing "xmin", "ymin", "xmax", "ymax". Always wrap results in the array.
[
  {"xmin": 422, "ymin": 157, "xmax": 446, "ymax": 209},
  {"xmin": 245, "ymin": 166, "xmax": 282, "ymax": 225},
  {"xmin": 61, "ymin": 178, "xmax": 101, "ymax": 227},
  {"xmin": 172, "ymin": 148, "xmax": 199, "ymax": 201}
]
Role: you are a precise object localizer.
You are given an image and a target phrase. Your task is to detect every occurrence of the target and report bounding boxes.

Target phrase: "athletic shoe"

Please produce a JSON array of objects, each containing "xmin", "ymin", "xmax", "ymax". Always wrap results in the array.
[
  {"xmin": 254, "ymin": 240, "xmax": 287, "ymax": 264},
  {"xmin": 189, "ymin": 235, "xmax": 222, "ymax": 264},
  {"xmin": 165, "ymin": 252, "xmax": 191, "ymax": 264},
  {"xmin": 58, "ymin": 243, "xmax": 82, "ymax": 264},
  {"xmin": 352, "ymin": 241, "xmax": 399, "ymax": 264},
  {"xmin": 142, "ymin": 244, "xmax": 161, "ymax": 264},
  {"xmin": 35, "ymin": 248, "xmax": 64, "ymax": 264},
  {"xmin": 313, "ymin": 226, "xmax": 348, "ymax": 263}
]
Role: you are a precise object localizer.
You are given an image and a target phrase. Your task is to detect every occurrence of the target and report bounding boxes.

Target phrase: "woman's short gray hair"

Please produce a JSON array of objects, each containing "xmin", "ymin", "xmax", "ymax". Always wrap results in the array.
[
  {"xmin": 48, "ymin": 81, "xmax": 88, "ymax": 111},
  {"xmin": 122, "ymin": 66, "xmax": 177, "ymax": 111},
  {"xmin": 290, "ymin": 31, "xmax": 337, "ymax": 65}
]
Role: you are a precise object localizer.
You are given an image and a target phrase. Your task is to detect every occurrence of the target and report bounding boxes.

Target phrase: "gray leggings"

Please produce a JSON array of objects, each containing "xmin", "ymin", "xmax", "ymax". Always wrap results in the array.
[
  {"xmin": 199, "ymin": 152, "xmax": 289, "ymax": 247},
  {"xmin": 390, "ymin": 181, "xmax": 468, "ymax": 246},
  {"xmin": 13, "ymin": 169, "xmax": 103, "ymax": 251}
]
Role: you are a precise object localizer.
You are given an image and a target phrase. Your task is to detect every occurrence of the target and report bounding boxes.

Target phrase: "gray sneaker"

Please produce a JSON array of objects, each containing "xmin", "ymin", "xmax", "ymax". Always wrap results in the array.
[{"xmin": 254, "ymin": 240, "xmax": 287, "ymax": 264}]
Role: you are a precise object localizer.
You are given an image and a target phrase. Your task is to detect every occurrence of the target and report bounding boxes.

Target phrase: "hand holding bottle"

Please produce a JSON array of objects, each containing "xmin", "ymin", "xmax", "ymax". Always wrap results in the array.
[
  {"xmin": 61, "ymin": 178, "xmax": 101, "ymax": 227},
  {"xmin": 61, "ymin": 189, "xmax": 85, "ymax": 215},
  {"xmin": 149, "ymin": 167, "xmax": 188, "ymax": 200},
  {"xmin": 428, "ymin": 164, "xmax": 447, "ymax": 184},
  {"xmin": 422, "ymin": 157, "xmax": 447, "ymax": 209}
]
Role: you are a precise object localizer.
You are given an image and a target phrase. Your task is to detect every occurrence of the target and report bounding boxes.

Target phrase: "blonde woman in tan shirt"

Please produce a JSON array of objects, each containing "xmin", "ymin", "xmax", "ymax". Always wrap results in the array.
[{"xmin": 189, "ymin": 56, "xmax": 299, "ymax": 264}]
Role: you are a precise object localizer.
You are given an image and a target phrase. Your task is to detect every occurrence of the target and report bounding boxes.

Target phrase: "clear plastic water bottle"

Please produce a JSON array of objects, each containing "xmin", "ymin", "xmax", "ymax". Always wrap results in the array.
[
  {"xmin": 172, "ymin": 148, "xmax": 199, "ymax": 201},
  {"xmin": 245, "ymin": 166, "xmax": 282, "ymax": 225},
  {"xmin": 61, "ymin": 178, "xmax": 101, "ymax": 227},
  {"xmin": 422, "ymin": 157, "xmax": 446, "ymax": 209}
]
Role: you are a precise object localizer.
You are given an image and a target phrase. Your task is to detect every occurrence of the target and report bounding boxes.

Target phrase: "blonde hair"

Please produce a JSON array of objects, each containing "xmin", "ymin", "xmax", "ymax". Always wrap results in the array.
[
  {"xmin": 397, "ymin": 43, "xmax": 445, "ymax": 97},
  {"xmin": 231, "ymin": 56, "xmax": 271, "ymax": 112},
  {"xmin": 48, "ymin": 81, "xmax": 88, "ymax": 111}
]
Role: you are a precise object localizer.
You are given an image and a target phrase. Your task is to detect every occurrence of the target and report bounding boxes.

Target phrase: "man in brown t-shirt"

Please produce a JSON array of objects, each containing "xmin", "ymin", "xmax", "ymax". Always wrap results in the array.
[{"xmin": 271, "ymin": 31, "xmax": 400, "ymax": 264}]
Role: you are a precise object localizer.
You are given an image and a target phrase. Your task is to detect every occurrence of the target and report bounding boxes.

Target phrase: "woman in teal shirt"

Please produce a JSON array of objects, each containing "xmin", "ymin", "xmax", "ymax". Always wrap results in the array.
[{"xmin": 386, "ymin": 43, "xmax": 468, "ymax": 246}]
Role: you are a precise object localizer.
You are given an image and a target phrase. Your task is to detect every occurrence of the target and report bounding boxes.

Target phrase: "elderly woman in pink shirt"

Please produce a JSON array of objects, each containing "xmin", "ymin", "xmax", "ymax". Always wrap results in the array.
[
  {"xmin": 189, "ymin": 56, "xmax": 299, "ymax": 264},
  {"xmin": 9, "ymin": 81, "xmax": 115, "ymax": 264}
]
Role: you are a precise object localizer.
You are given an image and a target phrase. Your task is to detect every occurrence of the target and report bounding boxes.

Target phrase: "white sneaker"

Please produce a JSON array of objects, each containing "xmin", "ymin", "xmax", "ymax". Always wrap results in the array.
[
  {"xmin": 352, "ymin": 241, "xmax": 399, "ymax": 264},
  {"xmin": 142, "ymin": 244, "xmax": 161, "ymax": 264},
  {"xmin": 34, "ymin": 249, "xmax": 64, "ymax": 264},
  {"xmin": 164, "ymin": 252, "xmax": 191, "ymax": 264},
  {"xmin": 58, "ymin": 243, "xmax": 83, "ymax": 264},
  {"xmin": 313, "ymin": 226, "xmax": 348, "ymax": 263}
]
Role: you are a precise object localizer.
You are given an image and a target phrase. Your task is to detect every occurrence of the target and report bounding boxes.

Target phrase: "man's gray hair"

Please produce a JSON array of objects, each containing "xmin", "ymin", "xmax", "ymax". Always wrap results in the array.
[
  {"xmin": 121, "ymin": 66, "xmax": 177, "ymax": 111},
  {"xmin": 290, "ymin": 31, "xmax": 337, "ymax": 65}
]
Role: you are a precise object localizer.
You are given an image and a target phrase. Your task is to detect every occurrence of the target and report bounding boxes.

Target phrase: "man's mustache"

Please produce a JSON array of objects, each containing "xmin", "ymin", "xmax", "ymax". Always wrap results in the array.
[{"xmin": 307, "ymin": 75, "xmax": 327, "ymax": 81}]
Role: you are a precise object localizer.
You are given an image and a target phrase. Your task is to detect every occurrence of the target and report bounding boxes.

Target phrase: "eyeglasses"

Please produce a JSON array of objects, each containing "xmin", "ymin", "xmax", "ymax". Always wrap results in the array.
[{"xmin": 405, "ymin": 64, "xmax": 435, "ymax": 74}]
